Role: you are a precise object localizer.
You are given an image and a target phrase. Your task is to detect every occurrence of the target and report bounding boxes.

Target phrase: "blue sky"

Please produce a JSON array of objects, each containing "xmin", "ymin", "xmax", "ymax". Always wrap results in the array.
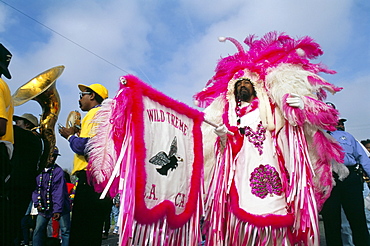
[{"xmin": 1, "ymin": 0, "xmax": 369, "ymax": 171}]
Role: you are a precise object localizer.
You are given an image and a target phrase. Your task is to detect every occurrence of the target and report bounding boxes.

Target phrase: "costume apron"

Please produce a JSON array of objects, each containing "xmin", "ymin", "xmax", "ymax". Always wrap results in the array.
[{"xmin": 234, "ymin": 108, "xmax": 287, "ymax": 217}]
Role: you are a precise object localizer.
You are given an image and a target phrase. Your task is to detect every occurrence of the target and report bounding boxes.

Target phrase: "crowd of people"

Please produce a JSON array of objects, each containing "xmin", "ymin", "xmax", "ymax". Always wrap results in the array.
[
  {"xmin": 0, "ymin": 43, "xmax": 119, "ymax": 246},
  {"xmin": 2, "ymin": 31, "xmax": 370, "ymax": 246}
]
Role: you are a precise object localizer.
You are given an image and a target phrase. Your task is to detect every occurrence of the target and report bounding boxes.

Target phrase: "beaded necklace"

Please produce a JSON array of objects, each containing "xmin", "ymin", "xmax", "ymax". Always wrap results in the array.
[
  {"xmin": 235, "ymin": 98, "xmax": 259, "ymax": 125},
  {"xmin": 236, "ymin": 98, "xmax": 266, "ymax": 155},
  {"xmin": 69, "ymin": 177, "xmax": 78, "ymax": 207},
  {"xmin": 37, "ymin": 164, "xmax": 56, "ymax": 211},
  {"xmin": 243, "ymin": 122, "xmax": 266, "ymax": 155}
]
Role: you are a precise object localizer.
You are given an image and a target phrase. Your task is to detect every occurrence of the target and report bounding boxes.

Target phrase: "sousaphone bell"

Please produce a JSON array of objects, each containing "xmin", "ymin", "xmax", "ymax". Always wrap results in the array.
[{"xmin": 12, "ymin": 65, "xmax": 64, "ymax": 170}]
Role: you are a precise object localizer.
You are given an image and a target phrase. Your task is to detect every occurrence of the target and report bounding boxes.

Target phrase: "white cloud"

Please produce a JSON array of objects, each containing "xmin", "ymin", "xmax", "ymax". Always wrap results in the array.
[
  {"xmin": 327, "ymin": 74, "xmax": 370, "ymax": 140},
  {"xmin": 2, "ymin": 0, "xmax": 370, "ymax": 170}
]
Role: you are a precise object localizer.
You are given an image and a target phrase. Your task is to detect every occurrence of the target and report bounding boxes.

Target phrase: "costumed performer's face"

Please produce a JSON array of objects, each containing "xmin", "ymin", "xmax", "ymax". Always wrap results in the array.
[{"xmin": 235, "ymin": 79, "xmax": 256, "ymax": 103}]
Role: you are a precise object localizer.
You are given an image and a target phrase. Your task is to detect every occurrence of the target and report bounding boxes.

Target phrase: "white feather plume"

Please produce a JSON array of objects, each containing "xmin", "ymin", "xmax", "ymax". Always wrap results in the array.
[{"xmin": 86, "ymin": 99, "xmax": 117, "ymax": 192}]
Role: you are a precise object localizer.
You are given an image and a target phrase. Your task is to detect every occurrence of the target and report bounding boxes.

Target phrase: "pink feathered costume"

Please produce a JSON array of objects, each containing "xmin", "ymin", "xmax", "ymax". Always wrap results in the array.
[{"xmin": 194, "ymin": 32, "xmax": 346, "ymax": 246}]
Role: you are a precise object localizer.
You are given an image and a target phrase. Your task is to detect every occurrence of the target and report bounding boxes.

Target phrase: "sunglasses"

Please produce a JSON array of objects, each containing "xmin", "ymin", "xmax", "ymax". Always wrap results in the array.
[{"xmin": 79, "ymin": 92, "xmax": 91, "ymax": 99}]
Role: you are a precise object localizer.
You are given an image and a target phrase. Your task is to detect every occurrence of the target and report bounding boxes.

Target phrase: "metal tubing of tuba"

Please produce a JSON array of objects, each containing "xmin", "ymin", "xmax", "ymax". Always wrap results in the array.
[{"xmin": 12, "ymin": 65, "xmax": 64, "ymax": 171}]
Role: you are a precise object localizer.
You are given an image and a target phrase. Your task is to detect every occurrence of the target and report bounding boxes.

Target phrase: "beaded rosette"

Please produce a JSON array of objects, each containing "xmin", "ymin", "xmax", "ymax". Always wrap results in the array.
[{"xmin": 250, "ymin": 164, "xmax": 283, "ymax": 199}]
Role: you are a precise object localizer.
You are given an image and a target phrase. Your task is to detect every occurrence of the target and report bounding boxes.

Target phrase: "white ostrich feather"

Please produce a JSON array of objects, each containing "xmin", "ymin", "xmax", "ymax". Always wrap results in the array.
[
  {"xmin": 265, "ymin": 64, "xmax": 318, "ymax": 109},
  {"xmin": 86, "ymin": 99, "xmax": 117, "ymax": 190}
]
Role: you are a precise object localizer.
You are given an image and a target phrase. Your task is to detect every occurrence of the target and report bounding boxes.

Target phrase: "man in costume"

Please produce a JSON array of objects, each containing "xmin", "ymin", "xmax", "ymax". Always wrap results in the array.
[
  {"xmin": 321, "ymin": 104, "xmax": 370, "ymax": 246},
  {"xmin": 59, "ymin": 83, "xmax": 112, "ymax": 246},
  {"xmin": 0, "ymin": 43, "xmax": 15, "ymax": 245},
  {"xmin": 32, "ymin": 146, "xmax": 71, "ymax": 246},
  {"xmin": 194, "ymin": 32, "xmax": 346, "ymax": 245}
]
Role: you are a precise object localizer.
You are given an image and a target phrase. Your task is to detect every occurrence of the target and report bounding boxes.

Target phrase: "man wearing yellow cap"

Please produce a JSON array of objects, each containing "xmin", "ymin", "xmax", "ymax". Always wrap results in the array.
[{"xmin": 59, "ymin": 83, "xmax": 111, "ymax": 246}]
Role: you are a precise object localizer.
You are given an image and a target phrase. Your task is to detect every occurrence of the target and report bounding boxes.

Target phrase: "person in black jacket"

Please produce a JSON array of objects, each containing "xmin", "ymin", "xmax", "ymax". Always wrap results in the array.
[{"xmin": 8, "ymin": 113, "xmax": 44, "ymax": 245}]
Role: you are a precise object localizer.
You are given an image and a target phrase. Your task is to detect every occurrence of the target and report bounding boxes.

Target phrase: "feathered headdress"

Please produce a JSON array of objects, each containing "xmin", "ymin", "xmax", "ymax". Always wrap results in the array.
[{"xmin": 194, "ymin": 31, "xmax": 339, "ymax": 109}]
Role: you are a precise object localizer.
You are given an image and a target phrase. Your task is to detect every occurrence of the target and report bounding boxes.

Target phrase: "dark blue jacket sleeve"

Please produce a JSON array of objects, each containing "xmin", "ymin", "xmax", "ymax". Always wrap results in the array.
[{"xmin": 68, "ymin": 135, "xmax": 89, "ymax": 155}]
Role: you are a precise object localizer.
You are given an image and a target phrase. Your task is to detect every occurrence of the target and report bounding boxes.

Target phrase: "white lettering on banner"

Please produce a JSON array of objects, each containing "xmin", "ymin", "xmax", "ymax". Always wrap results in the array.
[{"xmin": 146, "ymin": 109, "xmax": 188, "ymax": 136}]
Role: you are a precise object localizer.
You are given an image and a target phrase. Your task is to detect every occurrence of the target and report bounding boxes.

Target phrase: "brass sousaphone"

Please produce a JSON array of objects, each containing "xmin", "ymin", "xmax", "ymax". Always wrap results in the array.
[{"xmin": 12, "ymin": 65, "xmax": 64, "ymax": 170}]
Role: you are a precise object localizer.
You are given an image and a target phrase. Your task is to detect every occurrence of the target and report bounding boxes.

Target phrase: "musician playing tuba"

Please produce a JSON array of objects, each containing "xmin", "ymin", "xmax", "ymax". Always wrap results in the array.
[{"xmin": 59, "ymin": 83, "xmax": 112, "ymax": 246}]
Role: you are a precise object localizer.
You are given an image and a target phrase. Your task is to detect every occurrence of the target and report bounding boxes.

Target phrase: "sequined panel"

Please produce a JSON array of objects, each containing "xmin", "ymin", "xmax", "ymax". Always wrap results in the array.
[{"xmin": 250, "ymin": 164, "xmax": 283, "ymax": 199}]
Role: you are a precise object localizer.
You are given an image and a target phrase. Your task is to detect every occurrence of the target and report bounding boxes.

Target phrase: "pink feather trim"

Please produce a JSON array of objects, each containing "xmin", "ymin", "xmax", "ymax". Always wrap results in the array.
[
  {"xmin": 312, "ymin": 130, "xmax": 344, "ymax": 211},
  {"xmin": 229, "ymin": 181, "xmax": 295, "ymax": 228},
  {"xmin": 282, "ymin": 95, "xmax": 341, "ymax": 131},
  {"xmin": 282, "ymin": 94, "xmax": 306, "ymax": 126}
]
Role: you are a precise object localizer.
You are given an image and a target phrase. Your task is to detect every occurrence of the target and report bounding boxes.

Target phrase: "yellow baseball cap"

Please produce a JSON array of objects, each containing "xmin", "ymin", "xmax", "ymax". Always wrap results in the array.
[{"xmin": 78, "ymin": 83, "xmax": 108, "ymax": 99}]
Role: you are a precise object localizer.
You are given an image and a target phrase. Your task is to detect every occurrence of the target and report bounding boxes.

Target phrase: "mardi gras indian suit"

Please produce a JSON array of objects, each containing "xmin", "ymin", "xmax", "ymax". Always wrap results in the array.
[{"xmin": 194, "ymin": 32, "xmax": 347, "ymax": 246}]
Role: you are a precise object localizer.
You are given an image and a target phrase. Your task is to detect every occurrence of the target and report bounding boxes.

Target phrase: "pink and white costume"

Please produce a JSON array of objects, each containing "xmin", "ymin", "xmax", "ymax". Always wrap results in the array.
[{"xmin": 195, "ymin": 32, "xmax": 346, "ymax": 246}]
